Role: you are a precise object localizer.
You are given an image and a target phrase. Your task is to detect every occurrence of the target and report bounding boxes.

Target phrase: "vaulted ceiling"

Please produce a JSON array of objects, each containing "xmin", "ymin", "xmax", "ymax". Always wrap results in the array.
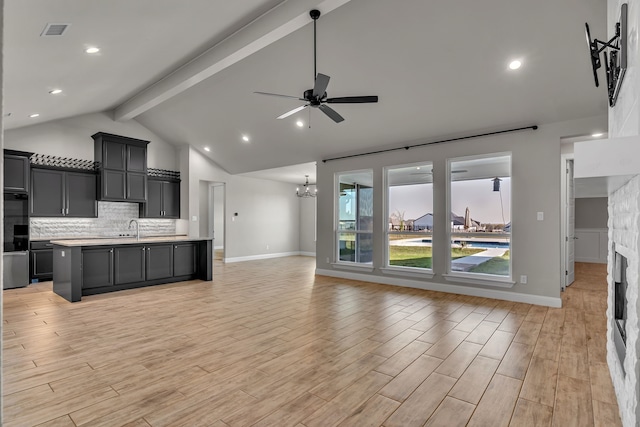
[{"xmin": 5, "ymin": 0, "xmax": 608, "ymax": 181}]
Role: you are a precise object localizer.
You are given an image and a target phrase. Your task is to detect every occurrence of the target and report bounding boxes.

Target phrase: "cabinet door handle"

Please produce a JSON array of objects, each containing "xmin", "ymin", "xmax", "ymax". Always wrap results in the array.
[
  {"xmin": 110, "ymin": 249, "xmax": 114, "ymax": 253},
  {"xmin": 66, "ymin": 208, "xmax": 69, "ymax": 215},
  {"xmin": 61, "ymin": 208, "xmax": 65, "ymax": 215}
]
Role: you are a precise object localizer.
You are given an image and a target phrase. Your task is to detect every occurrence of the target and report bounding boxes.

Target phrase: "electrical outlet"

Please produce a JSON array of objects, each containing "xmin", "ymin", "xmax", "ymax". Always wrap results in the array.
[
  {"xmin": 266, "ymin": 245, "xmax": 269, "ymax": 250},
  {"xmin": 520, "ymin": 275, "xmax": 527, "ymax": 284},
  {"xmin": 326, "ymin": 257, "xmax": 330, "ymax": 263},
  {"xmin": 537, "ymin": 212, "xmax": 544, "ymax": 221}
]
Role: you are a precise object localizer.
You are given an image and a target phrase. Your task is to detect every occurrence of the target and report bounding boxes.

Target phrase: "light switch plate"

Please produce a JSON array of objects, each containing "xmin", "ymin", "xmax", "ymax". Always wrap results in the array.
[{"xmin": 537, "ymin": 212, "xmax": 544, "ymax": 221}]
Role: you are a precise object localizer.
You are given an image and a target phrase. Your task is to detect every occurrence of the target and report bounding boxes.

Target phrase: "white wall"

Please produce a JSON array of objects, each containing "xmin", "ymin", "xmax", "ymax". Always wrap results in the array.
[
  {"xmin": 576, "ymin": 197, "xmax": 609, "ymax": 228},
  {"xmin": 316, "ymin": 115, "xmax": 607, "ymax": 306},
  {"xmin": 198, "ymin": 180, "xmax": 209, "ymax": 237},
  {"xmin": 608, "ymin": 0, "xmax": 639, "ymax": 137},
  {"xmin": 4, "ymin": 112, "xmax": 178, "ymax": 170},
  {"xmin": 212, "ymin": 184, "xmax": 225, "ymax": 248},
  {"xmin": 184, "ymin": 147, "xmax": 301, "ymax": 261},
  {"xmin": 299, "ymin": 194, "xmax": 316, "ymax": 255}
]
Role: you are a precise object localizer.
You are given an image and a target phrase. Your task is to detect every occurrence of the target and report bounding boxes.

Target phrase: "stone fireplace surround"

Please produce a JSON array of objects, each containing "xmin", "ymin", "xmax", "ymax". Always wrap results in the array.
[{"xmin": 607, "ymin": 175, "xmax": 640, "ymax": 427}]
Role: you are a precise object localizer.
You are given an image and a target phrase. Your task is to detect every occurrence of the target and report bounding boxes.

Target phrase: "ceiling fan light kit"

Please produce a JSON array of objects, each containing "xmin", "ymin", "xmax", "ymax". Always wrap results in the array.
[
  {"xmin": 585, "ymin": 3, "xmax": 627, "ymax": 107},
  {"xmin": 255, "ymin": 9, "xmax": 378, "ymax": 124}
]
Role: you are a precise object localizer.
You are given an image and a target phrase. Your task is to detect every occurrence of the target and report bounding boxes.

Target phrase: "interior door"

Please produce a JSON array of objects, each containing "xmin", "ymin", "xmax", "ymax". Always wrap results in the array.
[{"xmin": 566, "ymin": 159, "xmax": 575, "ymax": 286}]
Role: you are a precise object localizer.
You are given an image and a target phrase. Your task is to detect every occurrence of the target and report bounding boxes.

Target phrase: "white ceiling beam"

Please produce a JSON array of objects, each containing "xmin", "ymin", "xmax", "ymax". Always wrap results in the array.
[{"xmin": 114, "ymin": 0, "xmax": 352, "ymax": 121}]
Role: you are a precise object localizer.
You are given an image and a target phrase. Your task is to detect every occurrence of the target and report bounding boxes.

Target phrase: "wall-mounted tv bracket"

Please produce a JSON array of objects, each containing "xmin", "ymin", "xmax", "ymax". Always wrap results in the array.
[{"xmin": 585, "ymin": 3, "xmax": 627, "ymax": 107}]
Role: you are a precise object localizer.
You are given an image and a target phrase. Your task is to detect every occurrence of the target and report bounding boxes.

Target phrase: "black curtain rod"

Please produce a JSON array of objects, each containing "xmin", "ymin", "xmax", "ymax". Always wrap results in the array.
[{"xmin": 322, "ymin": 125, "xmax": 538, "ymax": 163}]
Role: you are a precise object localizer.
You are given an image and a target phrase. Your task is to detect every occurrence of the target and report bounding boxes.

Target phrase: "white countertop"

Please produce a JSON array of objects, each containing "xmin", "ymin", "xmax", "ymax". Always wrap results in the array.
[{"xmin": 50, "ymin": 235, "xmax": 211, "ymax": 247}]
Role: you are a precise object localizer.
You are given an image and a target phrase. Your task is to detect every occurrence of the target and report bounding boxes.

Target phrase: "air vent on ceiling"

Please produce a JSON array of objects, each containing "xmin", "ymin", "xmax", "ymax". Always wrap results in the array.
[{"xmin": 41, "ymin": 23, "xmax": 70, "ymax": 37}]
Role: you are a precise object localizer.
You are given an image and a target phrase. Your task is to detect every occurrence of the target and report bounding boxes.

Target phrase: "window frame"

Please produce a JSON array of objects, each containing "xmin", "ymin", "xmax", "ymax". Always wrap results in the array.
[
  {"xmin": 383, "ymin": 161, "xmax": 435, "ymax": 277},
  {"xmin": 334, "ymin": 169, "xmax": 374, "ymax": 267},
  {"xmin": 444, "ymin": 152, "xmax": 514, "ymax": 286}
]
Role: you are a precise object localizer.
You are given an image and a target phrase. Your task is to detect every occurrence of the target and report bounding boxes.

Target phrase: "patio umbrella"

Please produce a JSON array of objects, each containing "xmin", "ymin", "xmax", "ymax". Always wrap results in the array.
[{"xmin": 464, "ymin": 207, "xmax": 471, "ymax": 230}]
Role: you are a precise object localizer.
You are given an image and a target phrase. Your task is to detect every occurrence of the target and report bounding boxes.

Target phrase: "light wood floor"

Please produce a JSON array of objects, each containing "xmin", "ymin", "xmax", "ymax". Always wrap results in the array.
[{"xmin": 2, "ymin": 259, "xmax": 621, "ymax": 426}]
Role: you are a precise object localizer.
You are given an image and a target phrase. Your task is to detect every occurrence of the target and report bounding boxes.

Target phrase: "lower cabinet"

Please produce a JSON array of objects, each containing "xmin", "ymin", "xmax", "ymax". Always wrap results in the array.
[
  {"xmin": 30, "ymin": 241, "xmax": 53, "ymax": 281},
  {"xmin": 81, "ymin": 242, "xmax": 199, "ymax": 290},
  {"xmin": 146, "ymin": 244, "xmax": 173, "ymax": 280},
  {"xmin": 173, "ymin": 243, "xmax": 197, "ymax": 276},
  {"xmin": 82, "ymin": 248, "xmax": 114, "ymax": 289},
  {"xmin": 114, "ymin": 246, "xmax": 146, "ymax": 285},
  {"xmin": 55, "ymin": 239, "xmax": 211, "ymax": 302}
]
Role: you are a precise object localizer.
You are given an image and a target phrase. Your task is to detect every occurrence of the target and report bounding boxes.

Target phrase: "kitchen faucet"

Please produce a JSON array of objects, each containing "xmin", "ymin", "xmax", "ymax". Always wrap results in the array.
[{"xmin": 128, "ymin": 219, "xmax": 140, "ymax": 240}]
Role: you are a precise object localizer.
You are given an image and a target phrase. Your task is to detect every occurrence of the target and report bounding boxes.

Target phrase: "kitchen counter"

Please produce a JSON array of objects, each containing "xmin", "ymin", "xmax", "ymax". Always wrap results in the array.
[
  {"xmin": 51, "ymin": 235, "xmax": 209, "ymax": 247},
  {"xmin": 52, "ymin": 237, "xmax": 212, "ymax": 302}
]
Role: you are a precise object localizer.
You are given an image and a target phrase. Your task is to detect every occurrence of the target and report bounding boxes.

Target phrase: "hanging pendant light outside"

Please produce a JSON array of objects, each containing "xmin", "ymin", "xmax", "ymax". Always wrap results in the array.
[
  {"xmin": 296, "ymin": 175, "xmax": 317, "ymax": 198},
  {"xmin": 492, "ymin": 177, "xmax": 502, "ymax": 192}
]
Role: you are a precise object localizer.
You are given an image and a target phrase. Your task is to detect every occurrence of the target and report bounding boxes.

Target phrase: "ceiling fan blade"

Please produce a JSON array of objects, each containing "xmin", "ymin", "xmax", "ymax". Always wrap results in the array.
[
  {"xmin": 313, "ymin": 73, "xmax": 330, "ymax": 98},
  {"xmin": 326, "ymin": 96, "xmax": 378, "ymax": 104},
  {"xmin": 277, "ymin": 105, "xmax": 308, "ymax": 119},
  {"xmin": 319, "ymin": 104, "xmax": 344, "ymax": 123},
  {"xmin": 254, "ymin": 91, "xmax": 304, "ymax": 100}
]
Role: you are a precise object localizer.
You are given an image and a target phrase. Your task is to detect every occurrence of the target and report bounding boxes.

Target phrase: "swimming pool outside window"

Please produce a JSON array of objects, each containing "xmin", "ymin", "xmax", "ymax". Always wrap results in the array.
[
  {"xmin": 385, "ymin": 162, "xmax": 433, "ymax": 271},
  {"xmin": 447, "ymin": 154, "xmax": 511, "ymax": 279}
]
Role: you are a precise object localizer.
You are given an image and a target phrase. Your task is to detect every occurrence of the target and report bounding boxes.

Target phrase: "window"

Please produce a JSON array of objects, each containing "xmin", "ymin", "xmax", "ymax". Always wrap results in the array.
[
  {"xmin": 386, "ymin": 162, "xmax": 433, "ymax": 270},
  {"xmin": 448, "ymin": 154, "xmax": 511, "ymax": 278},
  {"xmin": 337, "ymin": 170, "xmax": 373, "ymax": 263}
]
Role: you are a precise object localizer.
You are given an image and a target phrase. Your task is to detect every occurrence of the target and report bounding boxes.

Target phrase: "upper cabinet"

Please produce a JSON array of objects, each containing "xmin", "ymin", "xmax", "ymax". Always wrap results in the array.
[
  {"xmin": 31, "ymin": 168, "xmax": 97, "ymax": 218},
  {"xmin": 141, "ymin": 179, "xmax": 180, "ymax": 218},
  {"xmin": 93, "ymin": 132, "xmax": 149, "ymax": 202},
  {"xmin": 4, "ymin": 150, "xmax": 33, "ymax": 194}
]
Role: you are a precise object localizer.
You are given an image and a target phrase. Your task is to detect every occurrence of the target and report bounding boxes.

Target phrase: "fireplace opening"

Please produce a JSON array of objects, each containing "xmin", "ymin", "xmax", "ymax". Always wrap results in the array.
[{"xmin": 614, "ymin": 251, "xmax": 627, "ymax": 373}]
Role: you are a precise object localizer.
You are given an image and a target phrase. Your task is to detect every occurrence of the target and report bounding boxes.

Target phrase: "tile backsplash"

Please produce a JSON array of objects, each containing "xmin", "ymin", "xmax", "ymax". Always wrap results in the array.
[{"xmin": 30, "ymin": 201, "xmax": 176, "ymax": 239}]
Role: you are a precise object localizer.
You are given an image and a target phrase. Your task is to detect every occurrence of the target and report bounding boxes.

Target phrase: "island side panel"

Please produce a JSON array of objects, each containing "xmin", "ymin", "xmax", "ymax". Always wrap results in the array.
[
  {"xmin": 198, "ymin": 239, "xmax": 213, "ymax": 281},
  {"xmin": 53, "ymin": 245, "xmax": 82, "ymax": 302}
]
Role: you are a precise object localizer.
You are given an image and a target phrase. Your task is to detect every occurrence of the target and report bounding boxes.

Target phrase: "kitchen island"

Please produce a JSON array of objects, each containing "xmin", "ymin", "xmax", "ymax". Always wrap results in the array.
[{"xmin": 52, "ymin": 236, "xmax": 212, "ymax": 302}]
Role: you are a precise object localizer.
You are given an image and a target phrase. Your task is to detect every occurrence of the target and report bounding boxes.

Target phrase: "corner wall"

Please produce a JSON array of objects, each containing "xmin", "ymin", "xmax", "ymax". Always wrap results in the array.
[
  {"xmin": 316, "ymin": 115, "xmax": 606, "ymax": 306},
  {"xmin": 183, "ymin": 147, "xmax": 301, "ymax": 261}
]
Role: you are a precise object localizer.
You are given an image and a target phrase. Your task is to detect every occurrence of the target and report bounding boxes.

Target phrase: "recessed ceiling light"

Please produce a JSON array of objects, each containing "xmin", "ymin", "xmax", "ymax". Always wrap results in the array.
[
  {"xmin": 508, "ymin": 60, "xmax": 522, "ymax": 70},
  {"xmin": 242, "ymin": 135, "xmax": 250, "ymax": 142},
  {"xmin": 296, "ymin": 120, "xmax": 304, "ymax": 127},
  {"xmin": 85, "ymin": 47, "xmax": 100, "ymax": 54},
  {"xmin": 204, "ymin": 147, "xmax": 211, "ymax": 152},
  {"xmin": 29, "ymin": 113, "xmax": 40, "ymax": 118},
  {"xmin": 49, "ymin": 89, "xmax": 62, "ymax": 95},
  {"xmin": 416, "ymin": 167, "xmax": 421, "ymax": 170},
  {"xmin": 591, "ymin": 133, "xmax": 603, "ymax": 137}
]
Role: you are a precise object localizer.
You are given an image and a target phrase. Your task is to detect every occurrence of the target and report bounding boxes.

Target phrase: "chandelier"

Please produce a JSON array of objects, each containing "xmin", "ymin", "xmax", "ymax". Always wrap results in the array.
[{"xmin": 296, "ymin": 175, "xmax": 317, "ymax": 198}]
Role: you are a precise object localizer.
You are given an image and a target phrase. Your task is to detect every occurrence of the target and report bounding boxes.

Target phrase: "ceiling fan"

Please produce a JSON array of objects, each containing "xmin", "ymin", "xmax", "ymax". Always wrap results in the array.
[{"xmin": 254, "ymin": 9, "xmax": 378, "ymax": 123}]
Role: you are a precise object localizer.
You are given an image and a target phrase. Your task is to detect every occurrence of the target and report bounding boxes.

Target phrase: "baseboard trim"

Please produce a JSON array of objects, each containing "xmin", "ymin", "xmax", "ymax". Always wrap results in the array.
[
  {"xmin": 575, "ymin": 257, "xmax": 607, "ymax": 264},
  {"xmin": 225, "ymin": 251, "xmax": 310, "ymax": 263},
  {"xmin": 315, "ymin": 268, "xmax": 562, "ymax": 308},
  {"xmin": 299, "ymin": 252, "xmax": 316, "ymax": 257}
]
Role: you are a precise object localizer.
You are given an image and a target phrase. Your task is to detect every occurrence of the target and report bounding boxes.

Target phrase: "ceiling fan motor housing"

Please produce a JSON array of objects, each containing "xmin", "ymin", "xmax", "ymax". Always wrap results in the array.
[{"xmin": 304, "ymin": 88, "xmax": 326, "ymax": 106}]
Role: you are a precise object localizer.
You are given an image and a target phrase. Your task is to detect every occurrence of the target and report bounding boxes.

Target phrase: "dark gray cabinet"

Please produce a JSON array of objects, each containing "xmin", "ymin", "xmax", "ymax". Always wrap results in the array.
[
  {"xmin": 146, "ymin": 244, "xmax": 173, "ymax": 280},
  {"xmin": 174, "ymin": 243, "xmax": 197, "ymax": 277},
  {"xmin": 4, "ymin": 151, "xmax": 32, "ymax": 193},
  {"xmin": 55, "ymin": 239, "xmax": 211, "ymax": 302},
  {"xmin": 114, "ymin": 246, "xmax": 146, "ymax": 285},
  {"xmin": 30, "ymin": 241, "xmax": 53, "ymax": 281},
  {"xmin": 93, "ymin": 132, "xmax": 149, "ymax": 202},
  {"xmin": 142, "ymin": 179, "xmax": 180, "ymax": 218},
  {"xmin": 82, "ymin": 248, "xmax": 114, "ymax": 289},
  {"xmin": 31, "ymin": 169, "xmax": 65, "ymax": 216},
  {"xmin": 31, "ymin": 168, "xmax": 97, "ymax": 217}
]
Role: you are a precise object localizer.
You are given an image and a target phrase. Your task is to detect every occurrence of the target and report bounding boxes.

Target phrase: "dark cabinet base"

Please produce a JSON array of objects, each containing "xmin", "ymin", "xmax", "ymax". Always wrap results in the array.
[{"xmin": 52, "ymin": 239, "xmax": 212, "ymax": 302}]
